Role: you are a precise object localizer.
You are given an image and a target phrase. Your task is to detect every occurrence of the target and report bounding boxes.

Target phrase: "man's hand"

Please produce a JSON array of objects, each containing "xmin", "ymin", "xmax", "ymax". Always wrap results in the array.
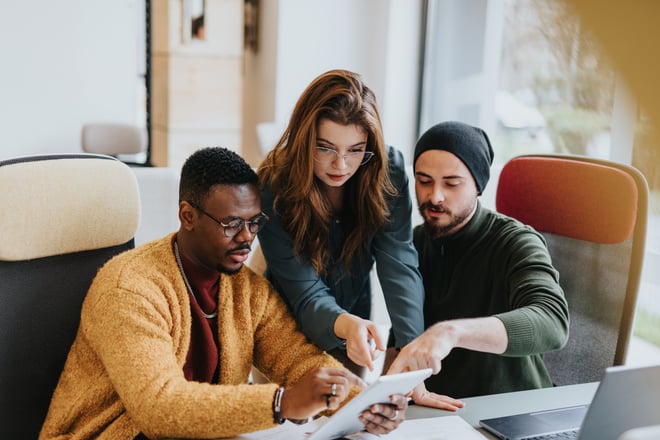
[
  {"xmin": 334, "ymin": 313, "xmax": 386, "ymax": 371},
  {"xmin": 279, "ymin": 367, "xmax": 366, "ymax": 420},
  {"xmin": 359, "ymin": 393, "xmax": 408, "ymax": 435},
  {"xmin": 388, "ymin": 318, "xmax": 507, "ymax": 375},
  {"xmin": 386, "ymin": 317, "xmax": 510, "ymax": 410},
  {"xmin": 387, "ymin": 322, "xmax": 456, "ymax": 375},
  {"xmin": 409, "ymin": 383, "xmax": 464, "ymax": 411}
]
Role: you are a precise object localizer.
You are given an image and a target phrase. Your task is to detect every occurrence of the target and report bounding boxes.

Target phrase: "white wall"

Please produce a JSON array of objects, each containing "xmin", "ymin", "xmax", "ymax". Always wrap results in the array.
[
  {"xmin": 273, "ymin": 0, "xmax": 387, "ymax": 124},
  {"xmin": 380, "ymin": 1, "xmax": 426, "ymax": 163},
  {"xmin": 242, "ymin": 0, "xmax": 424, "ymax": 166},
  {"xmin": 419, "ymin": 0, "xmax": 503, "ymax": 138},
  {"xmin": 0, "ymin": 0, "xmax": 142, "ymax": 161},
  {"xmin": 2, "ymin": 0, "xmax": 423, "ymax": 166}
]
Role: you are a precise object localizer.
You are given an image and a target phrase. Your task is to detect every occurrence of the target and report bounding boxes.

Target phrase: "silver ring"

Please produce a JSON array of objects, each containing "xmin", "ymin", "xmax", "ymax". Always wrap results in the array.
[
  {"xmin": 389, "ymin": 409, "xmax": 399, "ymax": 421},
  {"xmin": 326, "ymin": 394, "xmax": 331, "ymax": 409},
  {"xmin": 331, "ymin": 383, "xmax": 337, "ymax": 396}
]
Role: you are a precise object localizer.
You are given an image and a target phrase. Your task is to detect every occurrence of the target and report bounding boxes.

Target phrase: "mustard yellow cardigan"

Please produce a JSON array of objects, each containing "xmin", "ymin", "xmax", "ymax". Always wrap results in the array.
[{"xmin": 40, "ymin": 234, "xmax": 344, "ymax": 439}]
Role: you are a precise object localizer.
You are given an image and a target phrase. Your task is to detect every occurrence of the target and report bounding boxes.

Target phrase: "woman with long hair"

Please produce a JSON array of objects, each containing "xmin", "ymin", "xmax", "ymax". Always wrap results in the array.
[{"xmin": 257, "ymin": 69, "xmax": 424, "ymax": 375}]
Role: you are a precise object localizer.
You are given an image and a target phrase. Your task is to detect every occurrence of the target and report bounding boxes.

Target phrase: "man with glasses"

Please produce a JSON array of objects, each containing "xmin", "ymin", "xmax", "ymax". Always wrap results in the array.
[{"xmin": 40, "ymin": 147, "xmax": 407, "ymax": 439}]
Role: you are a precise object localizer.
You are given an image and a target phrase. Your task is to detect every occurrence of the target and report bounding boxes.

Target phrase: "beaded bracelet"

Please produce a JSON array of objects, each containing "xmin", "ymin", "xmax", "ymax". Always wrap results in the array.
[{"xmin": 273, "ymin": 386, "xmax": 285, "ymax": 424}]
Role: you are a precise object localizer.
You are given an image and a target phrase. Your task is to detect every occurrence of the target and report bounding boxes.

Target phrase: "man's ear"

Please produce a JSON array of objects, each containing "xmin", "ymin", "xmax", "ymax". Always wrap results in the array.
[{"xmin": 179, "ymin": 201, "xmax": 196, "ymax": 229}]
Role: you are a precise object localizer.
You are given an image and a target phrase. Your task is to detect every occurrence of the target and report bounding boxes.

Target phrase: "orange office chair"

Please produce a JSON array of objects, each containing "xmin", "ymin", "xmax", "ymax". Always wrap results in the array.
[
  {"xmin": 496, "ymin": 154, "xmax": 649, "ymax": 386},
  {"xmin": 0, "ymin": 154, "xmax": 141, "ymax": 439}
]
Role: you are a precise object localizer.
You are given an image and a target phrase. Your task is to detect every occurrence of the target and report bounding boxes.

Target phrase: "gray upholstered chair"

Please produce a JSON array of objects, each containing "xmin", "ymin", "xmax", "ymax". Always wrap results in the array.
[
  {"xmin": 496, "ymin": 154, "xmax": 649, "ymax": 385},
  {"xmin": 0, "ymin": 154, "xmax": 140, "ymax": 439},
  {"xmin": 81, "ymin": 122, "xmax": 147, "ymax": 156}
]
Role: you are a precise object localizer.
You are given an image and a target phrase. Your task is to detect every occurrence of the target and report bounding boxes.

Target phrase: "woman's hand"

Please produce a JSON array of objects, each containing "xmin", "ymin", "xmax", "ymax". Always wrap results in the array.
[{"xmin": 334, "ymin": 314, "xmax": 386, "ymax": 371}]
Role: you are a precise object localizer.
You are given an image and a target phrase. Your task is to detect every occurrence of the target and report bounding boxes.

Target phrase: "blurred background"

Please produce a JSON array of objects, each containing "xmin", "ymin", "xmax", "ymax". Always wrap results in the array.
[{"xmin": 1, "ymin": 0, "xmax": 658, "ymax": 362}]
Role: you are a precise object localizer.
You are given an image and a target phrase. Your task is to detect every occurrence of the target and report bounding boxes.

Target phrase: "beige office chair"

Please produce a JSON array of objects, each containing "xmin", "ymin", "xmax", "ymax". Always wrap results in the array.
[
  {"xmin": 496, "ymin": 154, "xmax": 648, "ymax": 385},
  {"xmin": 81, "ymin": 122, "xmax": 147, "ymax": 156},
  {"xmin": 0, "ymin": 154, "xmax": 141, "ymax": 439}
]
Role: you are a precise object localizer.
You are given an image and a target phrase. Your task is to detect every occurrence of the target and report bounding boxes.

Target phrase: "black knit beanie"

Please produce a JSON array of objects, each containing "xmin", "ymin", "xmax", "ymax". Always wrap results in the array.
[{"xmin": 413, "ymin": 121, "xmax": 495, "ymax": 194}]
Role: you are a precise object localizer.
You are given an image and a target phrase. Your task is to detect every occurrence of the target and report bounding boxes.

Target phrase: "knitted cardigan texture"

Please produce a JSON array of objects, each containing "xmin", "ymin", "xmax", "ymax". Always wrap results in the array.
[{"xmin": 40, "ymin": 234, "xmax": 343, "ymax": 439}]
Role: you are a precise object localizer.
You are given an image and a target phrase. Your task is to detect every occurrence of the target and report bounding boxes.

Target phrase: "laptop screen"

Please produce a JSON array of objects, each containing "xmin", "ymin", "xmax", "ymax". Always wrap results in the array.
[{"xmin": 479, "ymin": 365, "xmax": 660, "ymax": 440}]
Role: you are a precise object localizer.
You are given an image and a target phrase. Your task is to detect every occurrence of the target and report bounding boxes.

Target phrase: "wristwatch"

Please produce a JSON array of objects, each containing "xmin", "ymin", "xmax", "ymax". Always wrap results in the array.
[{"xmin": 273, "ymin": 386, "xmax": 285, "ymax": 424}]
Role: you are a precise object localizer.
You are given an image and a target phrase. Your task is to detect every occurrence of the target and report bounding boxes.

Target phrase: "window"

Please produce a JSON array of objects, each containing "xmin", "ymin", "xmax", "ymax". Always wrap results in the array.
[{"xmin": 420, "ymin": 0, "xmax": 660, "ymax": 362}]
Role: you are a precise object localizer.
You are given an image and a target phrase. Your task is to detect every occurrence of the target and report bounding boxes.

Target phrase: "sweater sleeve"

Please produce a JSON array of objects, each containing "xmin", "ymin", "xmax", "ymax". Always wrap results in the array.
[
  {"xmin": 494, "ymin": 228, "xmax": 570, "ymax": 356},
  {"xmin": 257, "ymin": 185, "xmax": 346, "ymax": 351},
  {"xmin": 372, "ymin": 147, "xmax": 425, "ymax": 347},
  {"xmin": 42, "ymin": 238, "xmax": 357, "ymax": 440},
  {"xmin": 81, "ymin": 272, "xmax": 281, "ymax": 439},
  {"xmin": 81, "ymin": 261, "xmax": 348, "ymax": 439},
  {"xmin": 252, "ymin": 275, "xmax": 346, "ymax": 385}
]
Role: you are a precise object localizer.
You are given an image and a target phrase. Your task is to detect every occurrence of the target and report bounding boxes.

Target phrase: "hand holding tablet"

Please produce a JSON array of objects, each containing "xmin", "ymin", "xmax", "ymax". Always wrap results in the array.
[{"xmin": 307, "ymin": 368, "xmax": 433, "ymax": 440}]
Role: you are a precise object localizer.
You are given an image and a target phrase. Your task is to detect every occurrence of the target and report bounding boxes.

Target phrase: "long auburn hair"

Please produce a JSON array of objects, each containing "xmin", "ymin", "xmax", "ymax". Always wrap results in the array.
[{"xmin": 258, "ymin": 69, "xmax": 396, "ymax": 275}]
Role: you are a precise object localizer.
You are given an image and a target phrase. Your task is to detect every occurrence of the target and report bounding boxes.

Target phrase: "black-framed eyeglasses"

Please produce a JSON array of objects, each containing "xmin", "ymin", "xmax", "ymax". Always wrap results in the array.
[
  {"xmin": 189, "ymin": 202, "xmax": 269, "ymax": 238},
  {"xmin": 313, "ymin": 146, "xmax": 375, "ymax": 166}
]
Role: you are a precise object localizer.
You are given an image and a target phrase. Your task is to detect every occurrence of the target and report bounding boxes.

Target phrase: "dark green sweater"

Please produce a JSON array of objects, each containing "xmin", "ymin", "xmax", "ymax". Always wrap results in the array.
[{"xmin": 414, "ymin": 202, "xmax": 569, "ymax": 398}]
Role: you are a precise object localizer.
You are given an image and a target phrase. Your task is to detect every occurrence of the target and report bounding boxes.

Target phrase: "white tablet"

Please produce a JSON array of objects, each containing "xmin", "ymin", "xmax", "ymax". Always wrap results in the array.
[{"xmin": 307, "ymin": 368, "xmax": 433, "ymax": 440}]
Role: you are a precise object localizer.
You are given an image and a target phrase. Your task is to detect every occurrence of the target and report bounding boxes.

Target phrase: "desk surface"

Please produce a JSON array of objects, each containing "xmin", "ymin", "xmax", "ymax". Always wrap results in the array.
[{"xmin": 408, "ymin": 382, "xmax": 599, "ymax": 438}]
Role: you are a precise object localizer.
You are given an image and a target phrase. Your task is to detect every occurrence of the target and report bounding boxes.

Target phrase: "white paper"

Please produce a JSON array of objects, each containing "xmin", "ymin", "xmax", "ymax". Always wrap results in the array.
[
  {"xmin": 343, "ymin": 416, "xmax": 487, "ymax": 440},
  {"xmin": 229, "ymin": 419, "xmax": 314, "ymax": 439},
  {"xmin": 228, "ymin": 416, "xmax": 486, "ymax": 440}
]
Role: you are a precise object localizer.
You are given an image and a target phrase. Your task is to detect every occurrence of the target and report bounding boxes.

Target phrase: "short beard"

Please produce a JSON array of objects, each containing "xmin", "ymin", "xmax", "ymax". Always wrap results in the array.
[
  {"xmin": 217, "ymin": 264, "xmax": 242, "ymax": 275},
  {"xmin": 419, "ymin": 201, "xmax": 475, "ymax": 240},
  {"xmin": 216, "ymin": 243, "xmax": 251, "ymax": 275}
]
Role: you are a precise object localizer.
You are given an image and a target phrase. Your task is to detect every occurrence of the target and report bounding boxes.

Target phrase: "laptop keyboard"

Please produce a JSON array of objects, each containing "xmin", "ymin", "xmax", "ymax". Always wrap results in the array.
[{"xmin": 526, "ymin": 429, "xmax": 579, "ymax": 439}]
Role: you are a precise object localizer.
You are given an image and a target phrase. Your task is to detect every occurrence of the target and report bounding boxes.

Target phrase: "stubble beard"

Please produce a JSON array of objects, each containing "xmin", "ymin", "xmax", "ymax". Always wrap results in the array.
[{"xmin": 419, "ymin": 201, "xmax": 475, "ymax": 240}]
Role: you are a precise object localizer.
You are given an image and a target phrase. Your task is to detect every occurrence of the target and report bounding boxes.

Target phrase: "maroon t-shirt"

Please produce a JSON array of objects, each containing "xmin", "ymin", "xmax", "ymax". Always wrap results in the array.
[{"xmin": 173, "ymin": 237, "xmax": 220, "ymax": 383}]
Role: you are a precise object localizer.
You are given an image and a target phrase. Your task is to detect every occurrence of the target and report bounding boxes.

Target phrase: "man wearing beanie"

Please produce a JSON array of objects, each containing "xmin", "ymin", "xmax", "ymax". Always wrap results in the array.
[{"xmin": 388, "ymin": 121, "xmax": 569, "ymax": 409}]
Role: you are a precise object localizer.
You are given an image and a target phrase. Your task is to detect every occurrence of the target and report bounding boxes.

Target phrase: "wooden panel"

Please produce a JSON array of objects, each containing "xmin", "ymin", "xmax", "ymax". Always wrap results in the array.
[
  {"xmin": 167, "ymin": 56, "xmax": 243, "ymax": 131},
  {"xmin": 152, "ymin": 127, "xmax": 242, "ymax": 170},
  {"xmin": 204, "ymin": 0, "xmax": 244, "ymax": 56},
  {"xmin": 150, "ymin": 55, "xmax": 170, "ymax": 129},
  {"xmin": 150, "ymin": 0, "xmax": 244, "ymax": 169}
]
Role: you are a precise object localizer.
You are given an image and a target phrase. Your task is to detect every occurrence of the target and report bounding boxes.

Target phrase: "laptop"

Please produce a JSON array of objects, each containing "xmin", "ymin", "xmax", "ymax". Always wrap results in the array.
[{"xmin": 479, "ymin": 364, "xmax": 660, "ymax": 440}]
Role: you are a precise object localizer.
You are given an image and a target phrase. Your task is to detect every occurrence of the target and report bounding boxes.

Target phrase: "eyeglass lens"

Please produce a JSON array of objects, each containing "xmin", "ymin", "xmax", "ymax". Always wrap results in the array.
[
  {"xmin": 190, "ymin": 202, "xmax": 268, "ymax": 238},
  {"xmin": 314, "ymin": 147, "xmax": 374, "ymax": 165},
  {"xmin": 222, "ymin": 216, "xmax": 267, "ymax": 237}
]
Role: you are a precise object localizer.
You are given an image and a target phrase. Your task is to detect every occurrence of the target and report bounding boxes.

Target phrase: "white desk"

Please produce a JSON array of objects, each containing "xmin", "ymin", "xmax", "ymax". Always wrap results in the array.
[{"xmin": 407, "ymin": 382, "xmax": 599, "ymax": 438}]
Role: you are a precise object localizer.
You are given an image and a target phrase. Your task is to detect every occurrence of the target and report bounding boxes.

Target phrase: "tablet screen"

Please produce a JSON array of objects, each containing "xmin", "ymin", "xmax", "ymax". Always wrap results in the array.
[{"xmin": 307, "ymin": 368, "xmax": 433, "ymax": 440}]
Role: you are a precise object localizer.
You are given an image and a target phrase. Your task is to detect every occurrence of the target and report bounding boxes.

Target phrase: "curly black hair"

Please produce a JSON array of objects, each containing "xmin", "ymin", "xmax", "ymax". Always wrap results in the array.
[{"xmin": 179, "ymin": 147, "xmax": 258, "ymax": 205}]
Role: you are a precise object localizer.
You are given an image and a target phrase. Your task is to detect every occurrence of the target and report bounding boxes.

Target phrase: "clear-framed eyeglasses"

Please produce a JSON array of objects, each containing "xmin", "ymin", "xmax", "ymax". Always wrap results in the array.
[
  {"xmin": 189, "ymin": 202, "xmax": 269, "ymax": 238},
  {"xmin": 313, "ymin": 146, "xmax": 375, "ymax": 166}
]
